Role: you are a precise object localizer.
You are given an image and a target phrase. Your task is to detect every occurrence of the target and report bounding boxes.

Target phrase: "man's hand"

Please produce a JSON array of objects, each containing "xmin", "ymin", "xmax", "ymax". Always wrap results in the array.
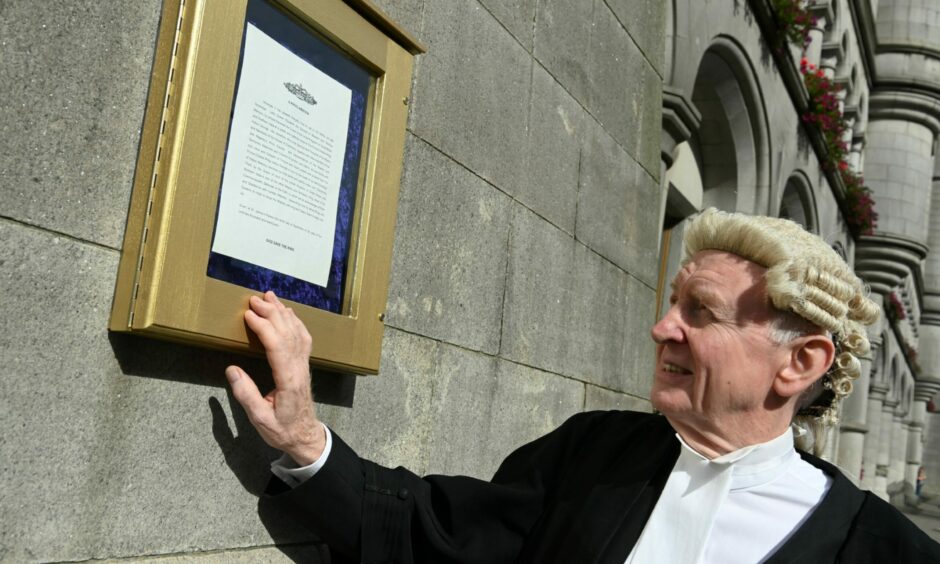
[{"xmin": 225, "ymin": 291, "xmax": 325, "ymax": 466}]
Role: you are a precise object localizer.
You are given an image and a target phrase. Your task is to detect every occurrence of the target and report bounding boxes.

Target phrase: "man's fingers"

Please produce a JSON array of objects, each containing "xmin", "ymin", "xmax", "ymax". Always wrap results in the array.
[
  {"xmin": 245, "ymin": 308, "xmax": 280, "ymax": 346},
  {"xmin": 264, "ymin": 290, "xmax": 285, "ymax": 308},
  {"xmin": 249, "ymin": 294, "xmax": 279, "ymax": 317},
  {"xmin": 226, "ymin": 365, "xmax": 271, "ymax": 424},
  {"xmin": 249, "ymin": 294, "xmax": 295, "ymax": 335},
  {"xmin": 251, "ymin": 291, "xmax": 285, "ymax": 314},
  {"xmin": 246, "ymin": 295, "xmax": 310, "ymax": 353}
]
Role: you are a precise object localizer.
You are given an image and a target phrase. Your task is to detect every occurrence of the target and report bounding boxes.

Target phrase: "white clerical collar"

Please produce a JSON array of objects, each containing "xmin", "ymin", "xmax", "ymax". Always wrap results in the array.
[
  {"xmin": 674, "ymin": 428, "xmax": 796, "ymax": 490},
  {"xmin": 627, "ymin": 428, "xmax": 801, "ymax": 564}
]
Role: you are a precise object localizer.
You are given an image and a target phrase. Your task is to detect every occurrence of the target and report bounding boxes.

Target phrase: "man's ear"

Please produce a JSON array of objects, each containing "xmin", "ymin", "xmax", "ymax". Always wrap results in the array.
[{"xmin": 773, "ymin": 335, "xmax": 836, "ymax": 399}]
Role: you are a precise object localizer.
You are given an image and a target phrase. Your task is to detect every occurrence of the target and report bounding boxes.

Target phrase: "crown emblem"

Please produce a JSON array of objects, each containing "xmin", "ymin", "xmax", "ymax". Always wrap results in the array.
[{"xmin": 283, "ymin": 82, "xmax": 317, "ymax": 106}]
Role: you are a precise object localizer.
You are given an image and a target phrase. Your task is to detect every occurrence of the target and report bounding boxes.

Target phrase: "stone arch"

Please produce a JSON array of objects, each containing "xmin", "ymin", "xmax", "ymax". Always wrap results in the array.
[
  {"xmin": 832, "ymin": 241, "xmax": 847, "ymax": 261},
  {"xmin": 870, "ymin": 342, "xmax": 883, "ymax": 382},
  {"xmin": 886, "ymin": 354, "xmax": 903, "ymax": 405},
  {"xmin": 850, "ymin": 65, "xmax": 859, "ymax": 98},
  {"xmin": 825, "ymin": 1, "xmax": 842, "ymax": 41},
  {"xmin": 856, "ymin": 92, "xmax": 868, "ymax": 132},
  {"xmin": 777, "ymin": 170, "xmax": 819, "ymax": 233},
  {"xmin": 886, "ymin": 354, "xmax": 914, "ymax": 418},
  {"xmin": 898, "ymin": 371, "xmax": 915, "ymax": 417},
  {"xmin": 874, "ymin": 335, "xmax": 892, "ymax": 386},
  {"xmin": 689, "ymin": 36, "xmax": 772, "ymax": 214}
]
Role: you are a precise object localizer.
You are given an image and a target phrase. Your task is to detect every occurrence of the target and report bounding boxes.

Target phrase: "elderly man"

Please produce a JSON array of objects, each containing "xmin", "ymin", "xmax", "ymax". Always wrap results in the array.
[{"xmin": 226, "ymin": 209, "xmax": 940, "ymax": 562}]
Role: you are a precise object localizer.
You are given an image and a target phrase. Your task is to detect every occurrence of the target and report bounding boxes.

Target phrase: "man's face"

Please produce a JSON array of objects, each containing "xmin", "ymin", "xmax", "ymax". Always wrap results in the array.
[{"xmin": 650, "ymin": 250, "xmax": 791, "ymax": 429}]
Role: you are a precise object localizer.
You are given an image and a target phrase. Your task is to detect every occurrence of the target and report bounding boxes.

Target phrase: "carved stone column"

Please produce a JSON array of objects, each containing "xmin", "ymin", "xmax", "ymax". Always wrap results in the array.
[
  {"xmin": 904, "ymin": 418, "xmax": 920, "ymax": 505},
  {"xmin": 837, "ymin": 339, "xmax": 875, "ymax": 483},
  {"xmin": 889, "ymin": 408, "xmax": 909, "ymax": 504},
  {"xmin": 804, "ymin": 1, "xmax": 832, "ymax": 68},
  {"xmin": 847, "ymin": 136, "xmax": 865, "ymax": 171},
  {"xmin": 821, "ymin": 423, "xmax": 839, "ymax": 463},
  {"xmin": 874, "ymin": 398, "xmax": 898, "ymax": 500},
  {"xmin": 863, "ymin": 94, "xmax": 939, "ymax": 252},
  {"xmin": 862, "ymin": 381, "xmax": 889, "ymax": 491}
]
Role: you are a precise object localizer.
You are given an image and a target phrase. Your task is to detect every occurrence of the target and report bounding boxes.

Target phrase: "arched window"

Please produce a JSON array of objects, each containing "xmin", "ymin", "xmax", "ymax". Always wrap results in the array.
[
  {"xmin": 656, "ymin": 39, "xmax": 771, "ymax": 318},
  {"xmin": 778, "ymin": 173, "xmax": 818, "ymax": 233}
]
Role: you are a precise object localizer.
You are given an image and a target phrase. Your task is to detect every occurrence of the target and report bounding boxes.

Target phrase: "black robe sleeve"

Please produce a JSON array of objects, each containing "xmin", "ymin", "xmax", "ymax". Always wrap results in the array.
[
  {"xmin": 268, "ymin": 411, "xmax": 611, "ymax": 564},
  {"xmin": 835, "ymin": 492, "xmax": 940, "ymax": 563}
]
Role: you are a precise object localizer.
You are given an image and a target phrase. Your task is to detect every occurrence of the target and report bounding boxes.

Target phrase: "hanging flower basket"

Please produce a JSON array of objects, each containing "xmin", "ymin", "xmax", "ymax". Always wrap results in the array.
[
  {"xmin": 797, "ymin": 58, "xmax": 878, "ymax": 235},
  {"xmin": 771, "ymin": 0, "xmax": 817, "ymax": 48},
  {"xmin": 841, "ymin": 170, "xmax": 878, "ymax": 236},
  {"xmin": 888, "ymin": 292, "xmax": 906, "ymax": 321},
  {"xmin": 771, "ymin": 2, "xmax": 879, "ymax": 237}
]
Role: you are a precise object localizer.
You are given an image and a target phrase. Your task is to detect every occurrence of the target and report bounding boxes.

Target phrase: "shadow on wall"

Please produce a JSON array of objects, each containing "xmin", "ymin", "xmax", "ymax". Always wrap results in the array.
[{"xmin": 108, "ymin": 332, "xmax": 357, "ymax": 563}]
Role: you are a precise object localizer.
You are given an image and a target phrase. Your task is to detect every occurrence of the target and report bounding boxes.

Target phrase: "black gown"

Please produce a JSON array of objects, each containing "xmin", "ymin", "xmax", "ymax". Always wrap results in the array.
[{"xmin": 268, "ymin": 410, "xmax": 940, "ymax": 563}]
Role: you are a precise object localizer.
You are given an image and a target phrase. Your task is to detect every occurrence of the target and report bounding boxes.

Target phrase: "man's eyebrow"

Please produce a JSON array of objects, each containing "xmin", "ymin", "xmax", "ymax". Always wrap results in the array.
[{"xmin": 680, "ymin": 279, "xmax": 727, "ymax": 306}]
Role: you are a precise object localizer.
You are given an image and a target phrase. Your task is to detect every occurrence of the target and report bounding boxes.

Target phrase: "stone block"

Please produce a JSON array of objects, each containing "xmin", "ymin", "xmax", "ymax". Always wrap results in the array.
[
  {"xmin": 535, "ymin": 1, "xmax": 661, "ymax": 175},
  {"xmin": 422, "ymin": 345, "xmax": 500, "ymax": 477},
  {"xmin": 638, "ymin": 65, "xmax": 664, "ymax": 178},
  {"xmin": 0, "ymin": 221, "xmax": 320, "ymax": 561},
  {"xmin": 863, "ymin": 163, "xmax": 887, "ymax": 181},
  {"xmin": 410, "ymin": 0, "xmax": 532, "ymax": 196},
  {"xmin": 385, "ymin": 135, "xmax": 512, "ymax": 354},
  {"xmin": 370, "ymin": 0, "xmax": 426, "ymax": 42},
  {"xmin": 533, "ymin": 0, "xmax": 594, "ymax": 106},
  {"xmin": 584, "ymin": 385, "xmax": 652, "ymax": 413},
  {"xmin": 317, "ymin": 328, "xmax": 438, "ymax": 474},
  {"xmin": 576, "ymin": 121, "xmax": 661, "ymax": 287},
  {"xmin": 500, "ymin": 204, "xmax": 657, "ymax": 393},
  {"xmin": 514, "ymin": 65, "xmax": 584, "ymax": 233},
  {"xmin": 0, "ymin": 1, "xmax": 161, "ymax": 249},
  {"xmin": 617, "ymin": 273, "xmax": 658, "ymax": 397},
  {"xmin": 426, "ymin": 353, "xmax": 584, "ymax": 479},
  {"xmin": 604, "ymin": 0, "xmax": 666, "ymax": 76},
  {"xmin": 585, "ymin": 4, "xmax": 662, "ymax": 175},
  {"xmin": 479, "ymin": 0, "xmax": 538, "ymax": 50},
  {"xmin": 481, "ymin": 360, "xmax": 584, "ymax": 473}
]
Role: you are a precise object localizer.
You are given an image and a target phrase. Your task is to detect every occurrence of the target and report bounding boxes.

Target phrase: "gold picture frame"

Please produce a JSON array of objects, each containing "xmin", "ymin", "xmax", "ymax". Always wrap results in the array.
[{"xmin": 110, "ymin": 0, "xmax": 424, "ymax": 374}]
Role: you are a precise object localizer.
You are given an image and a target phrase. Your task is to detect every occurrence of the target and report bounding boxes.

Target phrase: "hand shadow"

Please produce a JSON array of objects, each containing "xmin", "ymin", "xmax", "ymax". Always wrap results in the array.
[{"xmin": 210, "ymin": 394, "xmax": 337, "ymax": 563}]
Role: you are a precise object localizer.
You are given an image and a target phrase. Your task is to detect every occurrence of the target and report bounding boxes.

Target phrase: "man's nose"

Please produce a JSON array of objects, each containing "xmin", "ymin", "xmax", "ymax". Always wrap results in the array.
[{"xmin": 651, "ymin": 306, "xmax": 686, "ymax": 344}]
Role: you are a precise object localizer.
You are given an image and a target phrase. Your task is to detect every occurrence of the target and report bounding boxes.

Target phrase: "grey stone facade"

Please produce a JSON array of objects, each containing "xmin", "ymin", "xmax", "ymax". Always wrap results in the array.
[
  {"xmin": 0, "ymin": 0, "xmax": 660, "ymax": 561},
  {"xmin": 1, "ymin": 0, "xmax": 939, "ymax": 561}
]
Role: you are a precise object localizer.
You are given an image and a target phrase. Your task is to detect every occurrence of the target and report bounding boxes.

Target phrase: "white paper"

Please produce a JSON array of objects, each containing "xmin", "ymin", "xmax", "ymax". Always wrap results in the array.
[{"xmin": 212, "ymin": 23, "xmax": 352, "ymax": 287}]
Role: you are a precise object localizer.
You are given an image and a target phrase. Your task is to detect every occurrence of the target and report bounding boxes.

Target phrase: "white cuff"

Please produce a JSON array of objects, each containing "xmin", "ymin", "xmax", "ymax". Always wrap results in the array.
[{"xmin": 269, "ymin": 422, "xmax": 333, "ymax": 488}]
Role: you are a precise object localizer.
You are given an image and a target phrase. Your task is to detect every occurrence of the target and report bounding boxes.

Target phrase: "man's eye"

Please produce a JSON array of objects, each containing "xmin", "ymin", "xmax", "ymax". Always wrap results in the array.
[{"xmin": 688, "ymin": 302, "xmax": 711, "ymax": 318}]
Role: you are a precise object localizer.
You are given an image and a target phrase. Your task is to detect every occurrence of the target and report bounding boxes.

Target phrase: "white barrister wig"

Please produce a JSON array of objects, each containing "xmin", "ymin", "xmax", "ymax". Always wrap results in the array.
[{"xmin": 682, "ymin": 208, "xmax": 880, "ymax": 452}]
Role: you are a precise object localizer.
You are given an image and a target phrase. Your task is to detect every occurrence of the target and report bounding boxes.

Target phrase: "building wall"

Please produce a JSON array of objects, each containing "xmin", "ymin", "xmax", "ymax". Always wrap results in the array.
[
  {"xmin": 0, "ymin": 0, "xmax": 664, "ymax": 561},
  {"xmin": 4, "ymin": 0, "xmax": 940, "ymax": 561},
  {"xmin": 662, "ymin": 0, "xmax": 940, "ymax": 496}
]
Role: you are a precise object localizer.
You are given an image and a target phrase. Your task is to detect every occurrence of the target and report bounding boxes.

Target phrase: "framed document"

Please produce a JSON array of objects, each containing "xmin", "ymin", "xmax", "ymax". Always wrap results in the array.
[{"xmin": 110, "ymin": 0, "xmax": 424, "ymax": 374}]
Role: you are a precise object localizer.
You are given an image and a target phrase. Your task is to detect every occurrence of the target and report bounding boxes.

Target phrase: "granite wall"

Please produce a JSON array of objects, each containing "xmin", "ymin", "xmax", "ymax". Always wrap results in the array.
[{"xmin": 0, "ymin": 0, "xmax": 664, "ymax": 561}]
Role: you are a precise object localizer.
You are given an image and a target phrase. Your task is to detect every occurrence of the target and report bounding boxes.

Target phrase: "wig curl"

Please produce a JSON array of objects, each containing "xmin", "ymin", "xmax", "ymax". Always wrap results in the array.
[{"xmin": 682, "ymin": 208, "xmax": 879, "ymax": 453}]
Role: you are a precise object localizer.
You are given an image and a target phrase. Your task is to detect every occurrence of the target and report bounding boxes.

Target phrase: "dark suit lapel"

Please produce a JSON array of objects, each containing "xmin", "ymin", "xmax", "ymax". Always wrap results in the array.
[
  {"xmin": 763, "ymin": 452, "xmax": 865, "ymax": 563},
  {"xmin": 554, "ymin": 418, "xmax": 680, "ymax": 564}
]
